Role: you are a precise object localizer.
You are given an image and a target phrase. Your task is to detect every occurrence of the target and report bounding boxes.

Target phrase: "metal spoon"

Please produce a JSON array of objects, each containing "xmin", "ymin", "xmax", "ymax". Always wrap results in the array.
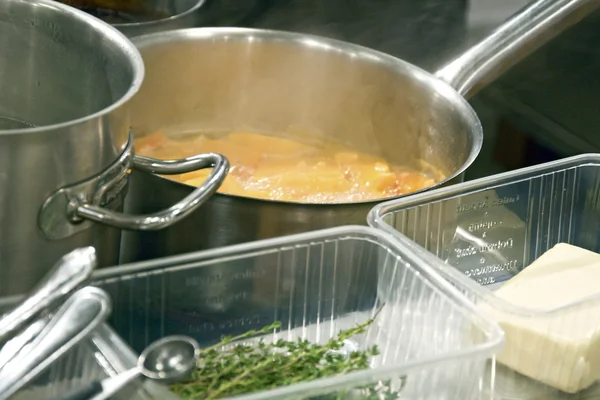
[
  {"xmin": 0, "ymin": 246, "xmax": 97, "ymax": 345},
  {"xmin": 60, "ymin": 335, "xmax": 199, "ymax": 400},
  {"xmin": 0, "ymin": 286, "xmax": 112, "ymax": 400}
]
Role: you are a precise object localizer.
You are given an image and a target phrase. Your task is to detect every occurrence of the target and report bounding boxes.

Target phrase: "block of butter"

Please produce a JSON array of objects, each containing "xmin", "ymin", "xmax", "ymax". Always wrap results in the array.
[{"xmin": 478, "ymin": 243, "xmax": 600, "ymax": 393}]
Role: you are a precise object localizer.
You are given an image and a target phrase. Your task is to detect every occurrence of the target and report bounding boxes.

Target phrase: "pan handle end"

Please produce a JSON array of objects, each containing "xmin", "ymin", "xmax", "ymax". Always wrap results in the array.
[{"xmin": 435, "ymin": 0, "xmax": 598, "ymax": 98}]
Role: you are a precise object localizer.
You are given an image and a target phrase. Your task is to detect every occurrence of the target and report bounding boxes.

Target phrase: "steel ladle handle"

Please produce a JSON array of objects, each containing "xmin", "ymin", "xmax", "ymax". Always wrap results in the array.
[
  {"xmin": 435, "ymin": 0, "xmax": 600, "ymax": 98},
  {"xmin": 72, "ymin": 152, "xmax": 229, "ymax": 231}
]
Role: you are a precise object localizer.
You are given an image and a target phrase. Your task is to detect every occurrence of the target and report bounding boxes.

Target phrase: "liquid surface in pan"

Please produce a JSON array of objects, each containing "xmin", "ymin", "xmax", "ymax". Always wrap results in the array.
[{"xmin": 134, "ymin": 131, "xmax": 438, "ymax": 203}]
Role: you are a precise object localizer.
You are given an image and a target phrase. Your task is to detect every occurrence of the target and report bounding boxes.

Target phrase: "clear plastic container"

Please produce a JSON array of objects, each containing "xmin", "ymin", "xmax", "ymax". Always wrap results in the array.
[
  {"xmin": 368, "ymin": 154, "xmax": 600, "ymax": 399},
  {"xmin": 92, "ymin": 226, "xmax": 503, "ymax": 400}
]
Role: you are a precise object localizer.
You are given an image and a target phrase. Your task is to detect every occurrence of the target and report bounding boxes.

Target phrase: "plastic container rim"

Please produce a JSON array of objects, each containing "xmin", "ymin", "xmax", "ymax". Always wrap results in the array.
[{"xmin": 367, "ymin": 153, "xmax": 600, "ymax": 317}]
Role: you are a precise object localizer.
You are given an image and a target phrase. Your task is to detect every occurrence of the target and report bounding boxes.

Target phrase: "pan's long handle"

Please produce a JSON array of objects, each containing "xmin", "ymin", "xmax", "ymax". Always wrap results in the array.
[{"xmin": 435, "ymin": 0, "xmax": 599, "ymax": 98}]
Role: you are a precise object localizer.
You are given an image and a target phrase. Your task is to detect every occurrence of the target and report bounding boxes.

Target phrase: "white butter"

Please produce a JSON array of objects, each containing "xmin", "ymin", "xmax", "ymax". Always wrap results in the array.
[{"xmin": 479, "ymin": 243, "xmax": 600, "ymax": 393}]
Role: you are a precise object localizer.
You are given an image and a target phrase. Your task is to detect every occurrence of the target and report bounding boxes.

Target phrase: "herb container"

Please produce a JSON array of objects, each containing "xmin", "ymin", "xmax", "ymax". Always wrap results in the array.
[
  {"xmin": 368, "ymin": 154, "xmax": 600, "ymax": 398},
  {"xmin": 93, "ymin": 226, "xmax": 503, "ymax": 399}
]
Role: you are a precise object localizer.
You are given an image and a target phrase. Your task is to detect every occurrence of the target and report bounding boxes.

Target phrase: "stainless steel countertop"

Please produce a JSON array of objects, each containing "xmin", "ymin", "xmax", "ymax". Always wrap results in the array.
[
  {"xmin": 200, "ymin": 0, "xmax": 542, "ymax": 70},
  {"xmin": 474, "ymin": 8, "xmax": 600, "ymax": 156},
  {"xmin": 201, "ymin": 0, "xmax": 474, "ymax": 71}
]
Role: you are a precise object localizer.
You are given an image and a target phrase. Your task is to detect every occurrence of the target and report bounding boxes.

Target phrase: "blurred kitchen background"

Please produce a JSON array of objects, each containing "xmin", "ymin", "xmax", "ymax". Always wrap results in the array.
[{"xmin": 200, "ymin": 0, "xmax": 600, "ymax": 180}]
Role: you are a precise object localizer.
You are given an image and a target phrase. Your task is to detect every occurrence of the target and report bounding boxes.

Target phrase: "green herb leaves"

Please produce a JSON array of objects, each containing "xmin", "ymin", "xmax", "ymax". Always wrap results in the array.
[{"xmin": 170, "ymin": 319, "xmax": 384, "ymax": 399}]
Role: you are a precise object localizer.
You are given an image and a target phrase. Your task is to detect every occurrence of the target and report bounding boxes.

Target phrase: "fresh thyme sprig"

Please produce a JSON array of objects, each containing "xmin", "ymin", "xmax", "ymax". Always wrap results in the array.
[{"xmin": 169, "ymin": 318, "xmax": 396, "ymax": 400}]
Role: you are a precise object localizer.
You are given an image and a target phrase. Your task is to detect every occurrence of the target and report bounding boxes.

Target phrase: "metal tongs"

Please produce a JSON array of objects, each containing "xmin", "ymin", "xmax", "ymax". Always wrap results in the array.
[
  {"xmin": 0, "ymin": 246, "xmax": 97, "ymax": 346},
  {"xmin": 0, "ymin": 247, "xmax": 101, "ymax": 398},
  {"xmin": 0, "ymin": 286, "xmax": 112, "ymax": 399}
]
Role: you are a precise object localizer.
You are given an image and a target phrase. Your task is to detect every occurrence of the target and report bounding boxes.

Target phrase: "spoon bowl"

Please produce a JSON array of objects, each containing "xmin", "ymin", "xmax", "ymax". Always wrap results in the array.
[
  {"xmin": 140, "ymin": 335, "xmax": 198, "ymax": 383},
  {"xmin": 59, "ymin": 335, "xmax": 200, "ymax": 400}
]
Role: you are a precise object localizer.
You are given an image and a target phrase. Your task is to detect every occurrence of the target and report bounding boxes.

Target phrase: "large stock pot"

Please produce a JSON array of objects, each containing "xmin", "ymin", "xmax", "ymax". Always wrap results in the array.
[
  {"xmin": 120, "ymin": 0, "xmax": 597, "ymax": 263},
  {"xmin": 0, "ymin": 0, "xmax": 228, "ymax": 295}
]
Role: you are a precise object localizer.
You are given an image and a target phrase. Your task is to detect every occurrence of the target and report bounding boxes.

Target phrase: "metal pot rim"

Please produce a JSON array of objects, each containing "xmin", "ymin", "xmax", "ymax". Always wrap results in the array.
[
  {"xmin": 132, "ymin": 27, "xmax": 482, "ymax": 206},
  {"xmin": 0, "ymin": 0, "xmax": 145, "ymax": 137},
  {"xmin": 112, "ymin": 0, "xmax": 206, "ymax": 30}
]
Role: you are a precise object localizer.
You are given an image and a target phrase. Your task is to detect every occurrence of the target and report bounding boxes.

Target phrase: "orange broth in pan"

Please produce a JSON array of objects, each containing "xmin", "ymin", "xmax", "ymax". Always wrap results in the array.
[{"xmin": 134, "ymin": 131, "xmax": 437, "ymax": 203}]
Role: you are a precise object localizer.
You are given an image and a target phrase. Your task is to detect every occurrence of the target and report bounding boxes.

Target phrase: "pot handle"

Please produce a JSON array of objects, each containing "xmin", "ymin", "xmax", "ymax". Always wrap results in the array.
[
  {"xmin": 70, "ymin": 152, "xmax": 229, "ymax": 230},
  {"xmin": 435, "ymin": 0, "xmax": 598, "ymax": 98}
]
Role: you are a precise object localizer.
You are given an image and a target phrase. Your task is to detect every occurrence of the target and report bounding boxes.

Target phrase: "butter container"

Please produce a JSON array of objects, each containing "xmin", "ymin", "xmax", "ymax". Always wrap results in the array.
[
  {"xmin": 368, "ymin": 154, "xmax": 600, "ymax": 399},
  {"xmin": 92, "ymin": 226, "xmax": 503, "ymax": 400}
]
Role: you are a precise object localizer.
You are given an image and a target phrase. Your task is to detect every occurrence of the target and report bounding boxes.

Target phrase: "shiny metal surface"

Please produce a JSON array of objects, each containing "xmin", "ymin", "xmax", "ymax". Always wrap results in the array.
[
  {"xmin": 37, "ymin": 140, "xmax": 136, "ymax": 241},
  {"xmin": 436, "ymin": 0, "xmax": 600, "ymax": 97},
  {"xmin": 0, "ymin": 0, "xmax": 225, "ymax": 296},
  {"xmin": 0, "ymin": 286, "xmax": 112, "ymax": 400},
  {"xmin": 138, "ymin": 335, "xmax": 198, "ymax": 381},
  {"xmin": 0, "ymin": 247, "xmax": 96, "ymax": 345},
  {"xmin": 75, "ymin": 152, "xmax": 229, "ymax": 230},
  {"xmin": 0, "ymin": 305, "xmax": 148, "ymax": 399},
  {"xmin": 0, "ymin": 0, "xmax": 142, "ymax": 295},
  {"xmin": 120, "ymin": 0, "xmax": 592, "ymax": 263},
  {"xmin": 118, "ymin": 26, "xmax": 478, "ymax": 261},
  {"xmin": 0, "ymin": 315, "xmax": 49, "ymax": 372},
  {"xmin": 61, "ymin": 335, "xmax": 198, "ymax": 400},
  {"xmin": 114, "ymin": 0, "xmax": 207, "ymax": 37},
  {"xmin": 94, "ymin": 335, "xmax": 198, "ymax": 400},
  {"xmin": 234, "ymin": 0, "xmax": 468, "ymax": 72},
  {"xmin": 39, "ymin": 138, "xmax": 229, "ymax": 237}
]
